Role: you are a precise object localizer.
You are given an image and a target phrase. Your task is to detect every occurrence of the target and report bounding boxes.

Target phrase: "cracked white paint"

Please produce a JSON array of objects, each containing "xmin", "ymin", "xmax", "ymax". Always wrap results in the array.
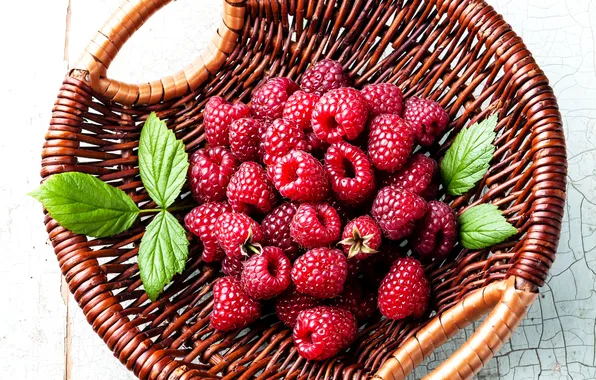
[{"xmin": 0, "ymin": 0, "xmax": 593, "ymax": 379}]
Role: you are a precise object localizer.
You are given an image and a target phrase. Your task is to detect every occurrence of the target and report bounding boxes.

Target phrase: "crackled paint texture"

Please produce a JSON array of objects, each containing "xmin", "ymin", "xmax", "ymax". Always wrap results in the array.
[{"xmin": 0, "ymin": 0, "xmax": 594, "ymax": 379}]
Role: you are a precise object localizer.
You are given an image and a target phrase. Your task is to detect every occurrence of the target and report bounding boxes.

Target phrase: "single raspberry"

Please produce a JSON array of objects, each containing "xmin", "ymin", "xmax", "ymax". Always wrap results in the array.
[
  {"xmin": 275, "ymin": 285, "xmax": 322, "ymax": 327},
  {"xmin": 251, "ymin": 77, "xmax": 299, "ymax": 120},
  {"xmin": 261, "ymin": 202, "xmax": 301, "ymax": 261},
  {"xmin": 226, "ymin": 162, "xmax": 278, "ymax": 215},
  {"xmin": 378, "ymin": 257, "xmax": 430, "ymax": 320},
  {"xmin": 299, "ymin": 59, "xmax": 351, "ymax": 96},
  {"xmin": 413, "ymin": 201, "xmax": 457, "ymax": 260},
  {"xmin": 371, "ymin": 186, "xmax": 428, "ymax": 240},
  {"xmin": 222, "ymin": 255, "xmax": 245, "ymax": 279},
  {"xmin": 291, "ymin": 248, "xmax": 347, "ymax": 298},
  {"xmin": 282, "ymin": 91, "xmax": 320, "ymax": 130},
  {"xmin": 331, "ymin": 283, "xmax": 377, "ymax": 321},
  {"xmin": 241, "ymin": 246, "xmax": 291, "ymax": 300},
  {"xmin": 229, "ymin": 118, "xmax": 263, "ymax": 162},
  {"xmin": 346, "ymin": 244, "xmax": 402, "ymax": 284},
  {"xmin": 210, "ymin": 276, "xmax": 261, "ymax": 331},
  {"xmin": 290, "ymin": 203, "xmax": 341, "ymax": 249},
  {"xmin": 311, "ymin": 87, "xmax": 368, "ymax": 143},
  {"xmin": 293, "ymin": 306, "xmax": 357, "ymax": 360},
  {"xmin": 360, "ymin": 83, "xmax": 404, "ymax": 116},
  {"xmin": 403, "ymin": 97, "xmax": 449, "ymax": 146},
  {"xmin": 216, "ymin": 212, "xmax": 263, "ymax": 258},
  {"xmin": 184, "ymin": 202, "xmax": 232, "ymax": 262},
  {"xmin": 262, "ymin": 118, "xmax": 311, "ymax": 167},
  {"xmin": 380, "ymin": 154, "xmax": 439, "ymax": 200},
  {"xmin": 272, "ymin": 150, "xmax": 329, "ymax": 202},
  {"xmin": 189, "ymin": 147, "xmax": 238, "ymax": 203},
  {"xmin": 203, "ymin": 96, "xmax": 250, "ymax": 147},
  {"xmin": 368, "ymin": 114, "xmax": 416, "ymax": 172},
  {"xmin": 339, "ymin": 215, "xmax": 382, "ymax": 259},
  {"xmin": 324, "ymin": 142, "xmax": 376, "ymax": 205}
]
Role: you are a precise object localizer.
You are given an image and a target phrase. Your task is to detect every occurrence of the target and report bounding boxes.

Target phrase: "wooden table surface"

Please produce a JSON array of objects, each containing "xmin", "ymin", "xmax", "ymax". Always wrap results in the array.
[{"xmin": 1, "ymin": 1, "xmax": 594, "ymax": 379}]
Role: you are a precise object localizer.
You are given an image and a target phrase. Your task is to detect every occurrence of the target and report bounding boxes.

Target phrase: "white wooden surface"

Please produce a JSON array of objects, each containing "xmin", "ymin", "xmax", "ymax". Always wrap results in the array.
[{"xmin": 0, "ymin": 1, "xmax": 594, "ymax": 379}]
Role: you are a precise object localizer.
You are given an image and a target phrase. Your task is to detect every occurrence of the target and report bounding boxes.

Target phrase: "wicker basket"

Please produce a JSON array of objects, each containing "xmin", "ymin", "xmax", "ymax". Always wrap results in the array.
[{"xmin": 41, "ymin": 0, "xmax": 566, "ymax": 379}]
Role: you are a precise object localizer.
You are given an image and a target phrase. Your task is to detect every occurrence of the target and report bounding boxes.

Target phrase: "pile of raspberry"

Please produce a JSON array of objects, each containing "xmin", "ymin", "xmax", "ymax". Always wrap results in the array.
[{"xmin": 184, "ymin": 59, "xmax": 457, "ymax": 361}]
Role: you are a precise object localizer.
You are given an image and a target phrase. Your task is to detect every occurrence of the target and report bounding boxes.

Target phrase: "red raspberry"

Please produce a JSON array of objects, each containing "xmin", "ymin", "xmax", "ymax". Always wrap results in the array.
[
  {"xmin": 368, "ymin": 114, "xmax": 416, "ymax": 172},
  {"xmin": 331, "ymin": 283, "xmax": 377, "ymax": 321},
  {"xmin": 339, "ymin": 215, "xmax": 382, "ymax": 259},
  {"xmin": 272, "ymin": 150, "xmax": 329, "ymax": 202},
  {"xmin": 346, "ymin": 244, "xmax": 403, "ymax": 284},
  {"xmin": 299, "ymin": 59, "xmax": 351, "ymax": 96},
  {"xmin": 291, "ymin": 203, "xmax": 341, "ymax": 249},
  {"xmin": 262, "ymin": 119, "xmax": 311, "ymax": 168},
  {"xmin": 306, "ymin": 131, "xmax": 330, "ymax": 156},
  {"xmin": 261, "ymin": 202, "xmax": 301, "ymax": 261},
  {"xmin": 371, "ymin": 186, "xmax": 427, "ymax": 240},
  {"xmin": 216, "ymin": 212, "xmax": 263, "ymax": 258},
  {"xmin": 378, "ymin": 257, "xmax": 430, "ymax": 320},
  {"xmin": 189, "ymin": 147, "xmax": 238, "ymax": 203},
  {"xmin": 226, "ymin": 162, "xmax": 278, "ymax": 215},
  {"xmin": 241, "ymin": 246, "xmax": 291, "ymax": 300},
  {"xmin": 293, "ymin": 306, "xmax": 357, "ymax": 360},
  {"xmin": 311, "ymin": 88, "xmax": 368, "ymax": 143},
  {"xmin": 282, "ymin": 91, "xmax": 320, "ymax": 130},
  {"xmin": 291, "ymin": 248, "xmax": 347, "ymax": 298},
  {"xmin": 221, "ymin": 255, "xmax": 244, "ymax": 279},
  {"xmin": 380, "ymin": 153, "xmax": 439, "ymax": 200},
  {"xmin": 184, "ymin": 202, "xmax": 232, "ymax": 263},
  {"xmin": 229, "ymin": 118, "xmax": 263, "ymax": 162},
  {"xmin": 360, "ymin": 83, "xmax": 404, "ymax": 116},
  {"xmin": 413, "ymin": 201, "xmax": 457, "ymax": 260},
  {"xmin": 251, "ymin": 77, "xmax": 299, "ymax": 120},
  {"xmin": 203, "ymin": 96, "xmax": 250, "ymax": 147},
  {"xmin": 324, "ymin": 142, "xmax": 376, "ymax": 205},
  {"xmin": 210, "ymin": 276, "xmax": 261, "ymax": 331},
  {"xmin": 404, "ymin": 97, "xmax": 449, "ymax": 146},
  {"xmin": 275, "ymin": 285, "xmax": 322, "ymax": 327}
]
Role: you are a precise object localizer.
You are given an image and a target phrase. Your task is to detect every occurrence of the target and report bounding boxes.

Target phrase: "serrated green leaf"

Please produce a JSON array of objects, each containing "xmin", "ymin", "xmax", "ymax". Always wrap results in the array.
[
  {"xmin": 138, "ymin": 210, "xmax": 189, "ymax": 301},
  {"xmin": 458, "ymin": 203, "xmax": 518, "ymax": 250},
  {"xmin": 441, "ymin": 114, "xmax": 498, "ymax": 195},
  {"xmin": 29, "ymin": 172, "xmax": 139, "ymax": 238},
  {"xmin": 139, "ymin": 112, "xmax": 189, "ymax": 208}
]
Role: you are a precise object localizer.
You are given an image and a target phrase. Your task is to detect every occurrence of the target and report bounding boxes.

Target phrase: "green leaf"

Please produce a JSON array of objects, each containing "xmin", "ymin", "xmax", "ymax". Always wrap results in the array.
[
  {"xmin": 138, "ymin": 210, "xmax": 189, "ymax": 301},
  {"xmin": 139, "ymin": 112, "xmax": 189, "ymax": 208},
  {"xmin": 440, "ymin": 114, "xmax": 498, "ymax": 195},
  {"xmin": 29, "ymin": 172, "xmax": 139, "ymax": 238},
  {"xmin": 459, "ymin": 204, "xmax": 518, "ymax": 250}
]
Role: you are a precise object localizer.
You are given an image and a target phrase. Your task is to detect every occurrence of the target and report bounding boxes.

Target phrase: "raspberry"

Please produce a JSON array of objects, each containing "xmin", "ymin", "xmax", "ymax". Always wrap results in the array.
[
  {"xmin": 299, "ymin": 59, "xmax": 351, "ymax": 96},
  {"xmin": 189, "ymin": 147, "xmax": 238, "ymax": 203},
  {"xmin": 282, "ymin": 91, "xmax": 320, "ymax": 130},
  {"xmin": 339, "ymin": 215, "xmax": 382, "ymax": 259},
  {"xmin": 293, "ymin": 306, "xmax": 357, "ymax": 360},
  {"xmin": 413, "ymin": 201, "xmax": 457, "ymax": 260},
  {"xmin": 331, "ymin": 283, "xmax": 377, "ymax": 321},
  {"xmin": 216, "ymin": 212, "xmax": 263, "ymax": 258},
  {"xmin": 262, "ymin": 119, "xmax": 310, "ymax": 168},
  {"xmin": 241, "ymin": 246, "xmax": 291, "ymax": 300},
  {"xmin": 222, "ymin": 255, "xmax": 244, "ymax": 279},
  {"xmin": 346, "ymin": 244, "xmax": 403, "ymax": 284},
  {"xmin": 404, "ymin": 97, "xmax": 449, "ymax": 146},
  {"xmin": 226, "ymin": 162, "xmax": 278, "ymax": 215},
  {"xmin": 368, "ymin": 114, "xmax": 416, "ymax": 172},
  {"xmin": 324, "ymin": 142, "xmax": 376, "ymax": 205},
  {"xmin": 184, "ymin": 202, "xmax": 232, "ymax": 262},
  {"xmin": 210, "ymin": 276, "xmax": 261, "ymax": 331},
  {"xmin": 380, "ymin": 153, "xmax": 439, "ymax": 200},
  {"xmin": 272, "ymin": 150, "xmax": 329, "ymax": 202},
  {"xmin": 311, "ymin": 88, "xmax": 368, "ymax": 143},
  {"xmin": 203, "ymin": 96, "xmax": 250, "ymax": 147},
  {"xmin": 291, "ymin": 248, "xmax": 347, "ymax": 298},
  {"xmin": 275, "ymin": 285, "xmax": 322, "ymax": 327},
  {"xmin": 290, "ymin": 203, "xmax": 341, "ymax": 249},
  {"xmin": 261, "ymin": 202, "xmax": 301, "ymax": 261},
  {"xmin": 229, "ymin": 118, "xmax": 263, "ymax": 162},
  {"xmin": 371, "ymin": 186, "xmax": 428, "ymax": 240},
  {"xmin": 251, "ymin": 77, "xmax": 299, "ymax": 120},
  {"xmin": 306, "ymin": 131, "xmax": 330, "ymax": 156},
  {"xmin": 378, "ymin": 257, "xmax": 430, "ymax": 320},
  {"xmin": 360, "ymin": 83, "xmax": 404, "ymax": 116}
]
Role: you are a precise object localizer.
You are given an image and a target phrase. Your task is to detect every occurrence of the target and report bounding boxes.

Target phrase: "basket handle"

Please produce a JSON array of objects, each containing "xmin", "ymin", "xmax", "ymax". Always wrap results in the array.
[
  {"xmin": 72, "ymin": 0, "xmax": 245, "ymax": 105},
  {"xmin": 374, "ymin": 276, "xmax": 537, "ymax": 380}
]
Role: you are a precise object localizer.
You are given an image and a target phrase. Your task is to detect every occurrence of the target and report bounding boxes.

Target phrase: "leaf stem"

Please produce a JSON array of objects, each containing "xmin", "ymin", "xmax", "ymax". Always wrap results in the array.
[{"xmin": 138, "ymin": 204, "xmax": 195, "ymax": 214}]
